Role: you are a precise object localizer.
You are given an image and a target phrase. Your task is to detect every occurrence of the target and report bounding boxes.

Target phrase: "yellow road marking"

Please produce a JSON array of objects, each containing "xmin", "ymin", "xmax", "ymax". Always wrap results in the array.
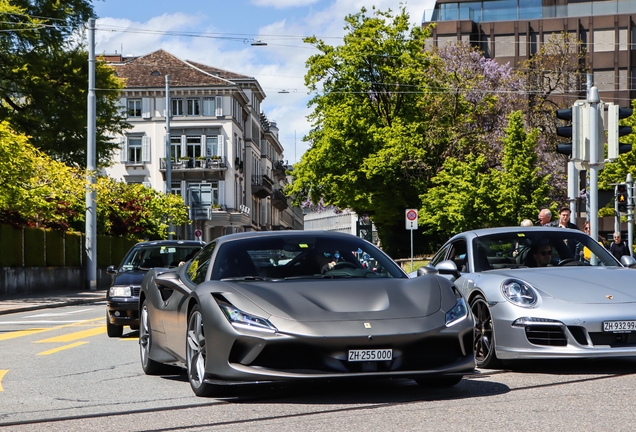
[
  {"xmin": 121, "ymin": 338, "xmax": 139, "ymax": 341},
  {"xmin": 0, "ymin": 370, "xmax": 7, "ymax": 392},
  {"xmin": 35, "ymin": 326, "xmax": 106, "ymax": 343},
  {"xmin": 0, "ymin": 317, "xmax": 103, "ymax": 342},
  {"xmin": 37, "ymin": 341, "xmax": 88, "ymax": 356}
]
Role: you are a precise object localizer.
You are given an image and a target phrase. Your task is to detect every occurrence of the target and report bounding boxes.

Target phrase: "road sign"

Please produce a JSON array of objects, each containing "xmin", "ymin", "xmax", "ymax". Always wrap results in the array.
[
  {"xmin": 405, "ymin": 209, "xmax": 418, "ymax": 230},
  {"xmin": 194, "ymin": 229, "xmax": 202, "ymax": 238}
]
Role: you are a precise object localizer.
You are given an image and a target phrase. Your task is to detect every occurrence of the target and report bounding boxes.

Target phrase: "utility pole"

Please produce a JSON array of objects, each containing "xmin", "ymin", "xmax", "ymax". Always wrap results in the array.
[
  {"xmin": 165, "ymin": 75, "xmax": 172, "ymax": 239},
  {"xmin": 588, "ymin": 86, "xmax": 600, "ymax": 265},
  {"xmin": 86, "ymin": 18, "xmax": 97, "ymax": 290}
]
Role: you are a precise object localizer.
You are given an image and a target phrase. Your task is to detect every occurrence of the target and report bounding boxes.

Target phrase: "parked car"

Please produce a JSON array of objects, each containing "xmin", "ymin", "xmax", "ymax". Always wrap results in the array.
[
  {"xmin": 138, "ymin": 231, "xmax": 475, "ymax": 397},
  {"xmin": 106, "ymin": 239, "xmax": 204, "ymax": 337},
  {"xmin": 420, "ymin": 226, "xmax": 636, "ymax": 368}
]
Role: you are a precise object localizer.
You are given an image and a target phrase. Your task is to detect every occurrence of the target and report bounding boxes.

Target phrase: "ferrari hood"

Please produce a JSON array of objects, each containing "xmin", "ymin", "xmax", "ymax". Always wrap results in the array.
[
  {"xmin": 223, "ymin": 278, "xmax": 443, "ymax": 321},
  {"xmin": 489, "ymin": 267, "xmax": 636, "ymax": 303}
]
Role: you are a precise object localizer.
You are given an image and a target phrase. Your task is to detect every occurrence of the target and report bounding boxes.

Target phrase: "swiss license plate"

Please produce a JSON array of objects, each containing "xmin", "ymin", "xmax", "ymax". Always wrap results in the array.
[
  {"xmin": 348, "ymin": 349, "xmax": 392, "ymax": 362},
  {"xmin": 603, "ymin": 320, "xmax": 636, "ymax": 333}
]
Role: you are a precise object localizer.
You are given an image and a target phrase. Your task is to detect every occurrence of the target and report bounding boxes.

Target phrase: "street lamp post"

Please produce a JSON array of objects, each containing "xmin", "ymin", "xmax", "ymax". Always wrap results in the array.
[{"xmin": 86, "ymin": 18, "xmax": 97, "ymax": 290}]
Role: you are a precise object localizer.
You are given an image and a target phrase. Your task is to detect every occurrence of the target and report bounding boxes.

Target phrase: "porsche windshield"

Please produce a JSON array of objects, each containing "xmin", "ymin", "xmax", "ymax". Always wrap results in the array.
[
  {"xmin": 472, "ymin": 230, "xmax": 621, "ymax": 271},
  {"xmin": 211, "ymin": 236, "xmax": 407, "ymax": 280}
]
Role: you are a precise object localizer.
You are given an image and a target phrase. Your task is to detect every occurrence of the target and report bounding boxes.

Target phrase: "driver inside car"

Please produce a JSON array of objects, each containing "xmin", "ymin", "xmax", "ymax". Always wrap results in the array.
[{"xmin": 317, "ymin": 251, "xmax": 339, "ymax": 274}]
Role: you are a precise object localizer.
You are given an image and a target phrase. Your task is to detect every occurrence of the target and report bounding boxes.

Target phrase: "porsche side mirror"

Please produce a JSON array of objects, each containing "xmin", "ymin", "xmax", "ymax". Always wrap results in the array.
[
  {"xmin": 620, "ymin": 255, "xmax": 636, "ymax": 268},
  {"xmin": 436, "ymin": 260, "xmax": 462, "ymax": 279}
]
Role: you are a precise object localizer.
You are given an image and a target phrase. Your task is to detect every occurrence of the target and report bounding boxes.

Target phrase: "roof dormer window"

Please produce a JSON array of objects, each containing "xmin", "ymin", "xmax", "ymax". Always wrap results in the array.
[{"xmin": 151, "ymin": 70, "xmax": 161, "ymax": 76}]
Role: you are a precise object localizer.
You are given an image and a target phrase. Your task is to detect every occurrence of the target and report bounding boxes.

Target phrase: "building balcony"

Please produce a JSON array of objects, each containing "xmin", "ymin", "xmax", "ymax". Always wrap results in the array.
[
  {"xmin": 272, "ymin": 160, "xmax": 287, "ymax": 180},
  {"xmin": 251, "ymin": 174, "xmax": 274, "ymax": 198},
  {"xmin": 271, "ymin": 189, "xmax": 288, "ymax": 211},
  {"xmin": 159, "ymin": 156, "xmax": 228, "ymax": 181},
  {"xmin": 190, "ymin": 204, "xmax": 230, "ymax": 222}
]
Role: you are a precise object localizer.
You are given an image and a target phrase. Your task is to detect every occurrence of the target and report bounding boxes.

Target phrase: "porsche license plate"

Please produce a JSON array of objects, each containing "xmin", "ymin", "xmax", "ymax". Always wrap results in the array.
[
  {"xmin": 348, "ymin": 349, "xmax": 392, "ymax": 362},
  {"xmin": 603, "ymin": 321, "xmax": 636, "ymax": 332}
]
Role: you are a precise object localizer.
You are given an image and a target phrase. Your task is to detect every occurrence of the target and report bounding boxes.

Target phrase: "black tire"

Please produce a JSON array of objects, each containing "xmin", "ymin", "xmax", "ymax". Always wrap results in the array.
[
  {"xmin": 139, "ymin": 300, "xmax": 179, "ymax": 375},
  {"xmin": 186, "ymin": 305, "xmax": 218, "ymax": 397},
  {"xmin": 415, "ymin": 375, "xmax": 463, "ymax": 388},
  {"xmin": 106, "ymin": 314, "xmax": 123, "ymax": 338},
  {"xmin": 470, "ymin": 295, "xmax": 502, "ymax": 369}
]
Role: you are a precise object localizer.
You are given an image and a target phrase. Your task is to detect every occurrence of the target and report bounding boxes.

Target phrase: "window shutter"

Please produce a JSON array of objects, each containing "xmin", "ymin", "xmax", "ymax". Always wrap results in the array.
[
  {"xmin": 219, "ymin": 180, "xmax": 226, "ymax": 206},
  {"xmin": 118, "ymin": 98, "xmax": 126, "ymax": 117},
  {"xmin": 142, "ymin": 98, "xmax": 151, "ymax": 118},
  {"xmin": 156, "ymin": 97, "xmax": 165, "ymax": 117},
  {"xmin": 180, "ymin": 135, "xmax": 187, "ymax": 157},
  {"xmin": 218, "ymin": 134, "xmax": 225, "ymax": 157},
  {"xmin": 215, "ymin": 96, "xmax": 223, "ymax": 116},
  {"xmin": 201, "ymin": 135, "xmax": 207, "ymax": 156},
  {"xmin": 119, "ymin": 137, "xmax": 127, "ymax": 163},
  {"xmin": 142, "ymin": 136, "xmax": 151, "ymax": 162}
]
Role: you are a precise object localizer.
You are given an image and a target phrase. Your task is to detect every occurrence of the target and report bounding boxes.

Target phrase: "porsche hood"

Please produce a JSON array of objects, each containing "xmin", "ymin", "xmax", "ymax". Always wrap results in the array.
[
  {"xmin": 214, "ymin": 277, "xmax": 447, "ymax": 321},
  {"xmin": 487, "ymin": 267, "xmax": 636, "ymax": 304}
]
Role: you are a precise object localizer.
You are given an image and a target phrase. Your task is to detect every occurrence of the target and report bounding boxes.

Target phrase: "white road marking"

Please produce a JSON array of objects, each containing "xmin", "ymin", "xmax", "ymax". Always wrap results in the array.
[{"xmin": 25, "ymin": 309, "xmax": 93, "ymax": 318}]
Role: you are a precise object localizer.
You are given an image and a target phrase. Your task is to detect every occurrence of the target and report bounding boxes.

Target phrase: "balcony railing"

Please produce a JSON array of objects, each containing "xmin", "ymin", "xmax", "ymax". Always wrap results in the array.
[
  {"xmin": 252, "ymin": 174, "xmax": 274, "ymax": 198},
  {"xmin": 271, "ymin": 189, "xmax": 288, "ymax": 211},
  {"xmin": 160, "ymin": 156, "xmax": 228, "ymax": 170}
]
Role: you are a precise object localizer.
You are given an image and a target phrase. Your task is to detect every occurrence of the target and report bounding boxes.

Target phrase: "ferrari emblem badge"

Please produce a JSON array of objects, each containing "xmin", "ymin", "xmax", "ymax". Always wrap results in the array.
[
  {"xmin": 606, "ymin": 295, "xmax": 613, "ymax": 300},
  {"xmin": 364, "ymin": 323, "xmax": 371, "ymax": 329}
]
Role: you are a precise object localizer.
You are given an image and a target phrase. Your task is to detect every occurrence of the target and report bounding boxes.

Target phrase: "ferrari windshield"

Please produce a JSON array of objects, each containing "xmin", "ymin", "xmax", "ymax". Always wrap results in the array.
[
  {"xmin": 211, "ymin": 235, "xmax": 407, "ymax": 280},
  {"xmin": 472, "ymin": 230, "xmax": 621, "ymax": 271}
]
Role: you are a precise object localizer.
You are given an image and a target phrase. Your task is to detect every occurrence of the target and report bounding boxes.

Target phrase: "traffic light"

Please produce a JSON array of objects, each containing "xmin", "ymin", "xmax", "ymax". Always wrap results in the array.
[
  {"xmin": 608, "ymin": 105, "xmax": 633, "ymax": 159},
  {"xmin": 616, "ymin": 184, "xmax": 628, "ymax": 213},
  {"xmin": 555, "ymin": 106, "xmax": 580, "ymax": 157}
]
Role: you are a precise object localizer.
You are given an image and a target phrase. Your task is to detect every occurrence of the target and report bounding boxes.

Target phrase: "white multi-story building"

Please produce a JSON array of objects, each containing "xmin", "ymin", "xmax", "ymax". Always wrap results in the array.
[{"xmin": 102, "ymin": 49, "xmax": 303, "ymax": 241}]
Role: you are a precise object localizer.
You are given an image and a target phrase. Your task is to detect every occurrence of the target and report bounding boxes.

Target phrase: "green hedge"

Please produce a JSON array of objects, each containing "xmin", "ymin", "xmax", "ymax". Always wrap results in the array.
[
  {"xmin": 0, "ymin": 224, "xmax": 139, "ymax": 268},
  {"xmin": 0, "ymin": 224, "xmax": 22, "ymax": 266},
  {"xmin": 46, "ymin": 230, "xmax": 65, "ymax": 266}
]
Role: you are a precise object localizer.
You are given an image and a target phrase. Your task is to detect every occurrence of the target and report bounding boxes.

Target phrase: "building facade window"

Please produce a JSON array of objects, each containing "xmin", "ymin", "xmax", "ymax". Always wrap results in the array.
[
  {"xmin": 127, "ymin": 98, "xmax": 142, "ymax": 117},
  {"xmin": 127, "ymin": 137, "xmax": 142, "ymax": 163},
  {"xmin": 187, "ymin": 98, "xmax": 200, "ymax": 116},
  {"xmin": 203, "ymin": 97, "xmax": 216, "ymax": 116},
  {"xmin": 186, "ymin": 136, "xmax": 203, "ymax": 158},
  {"xmin": 172, "ymin": 98, "xmax": 183, "ymax": 116}
]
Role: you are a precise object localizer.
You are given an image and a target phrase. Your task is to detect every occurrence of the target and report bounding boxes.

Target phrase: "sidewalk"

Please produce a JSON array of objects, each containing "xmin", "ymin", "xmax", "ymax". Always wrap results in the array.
[{"xmin": 0, "ymin": 289, "xmax": 106, "ymax": 315}]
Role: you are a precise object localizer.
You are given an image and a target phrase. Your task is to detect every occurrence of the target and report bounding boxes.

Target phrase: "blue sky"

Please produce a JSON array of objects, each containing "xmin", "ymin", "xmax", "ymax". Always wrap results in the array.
[{"xmin": 93, "ymin": 0, "xmax": 436, "ymax": 163}]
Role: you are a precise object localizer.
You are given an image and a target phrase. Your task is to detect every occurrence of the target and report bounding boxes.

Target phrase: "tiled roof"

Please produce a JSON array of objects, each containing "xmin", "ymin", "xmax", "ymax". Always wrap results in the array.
[{"xmin": 108, "ymin": 49, "xmax": 252, "ymax": 88}]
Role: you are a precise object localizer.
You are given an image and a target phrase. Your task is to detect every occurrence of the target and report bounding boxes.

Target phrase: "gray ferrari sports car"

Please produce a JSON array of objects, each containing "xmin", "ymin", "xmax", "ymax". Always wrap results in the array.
[
  {"xmin": 138, "ymin": 231, "xmax": 475, "ymax": 396},
  {"xmin": 420, "ymin": 226, "xmax": 636, "ymax": 369}
]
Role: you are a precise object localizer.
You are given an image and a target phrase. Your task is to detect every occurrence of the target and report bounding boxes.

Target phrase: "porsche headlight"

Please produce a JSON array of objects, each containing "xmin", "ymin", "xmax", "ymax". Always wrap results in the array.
[
  {"xmin": 501, "ymin": 279, "xmax": 537, "ymax": 307},
  {"xmin": 218, "ymin": 303, "xmax": 278, "ymax": 333},
  {"xmin": 109, "ymin": 285, "xmax": 132, "ymax": 297},
  {"xmin": 445, "ymin": 297, "xmax": 468, "ymax": 327}
]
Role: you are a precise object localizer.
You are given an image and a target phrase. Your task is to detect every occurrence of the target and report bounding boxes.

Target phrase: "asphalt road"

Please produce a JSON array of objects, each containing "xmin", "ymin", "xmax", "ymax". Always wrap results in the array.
[{"xmin": 1, "ymin": 303, "xmax": 636, "ymax": 432}]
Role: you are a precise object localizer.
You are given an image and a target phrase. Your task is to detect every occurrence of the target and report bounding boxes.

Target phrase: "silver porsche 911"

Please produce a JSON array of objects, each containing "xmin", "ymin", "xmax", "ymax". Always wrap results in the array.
[
  {"xmin": 138, "ymin": 231, "xmax": 475, "ymax": 396},
  {"xmin": 420, "ymin": 226, "xmax": 636, "ymax": 369}
]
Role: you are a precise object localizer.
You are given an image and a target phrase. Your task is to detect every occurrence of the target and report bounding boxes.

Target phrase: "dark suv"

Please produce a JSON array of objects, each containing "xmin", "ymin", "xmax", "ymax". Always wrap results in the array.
[{"xmin": 106, "ymin": 239, "xmax": 204, "ymax": 337}]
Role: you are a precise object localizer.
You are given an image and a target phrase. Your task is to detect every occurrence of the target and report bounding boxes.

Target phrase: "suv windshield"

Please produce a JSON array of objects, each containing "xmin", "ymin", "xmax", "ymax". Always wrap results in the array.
[{"xmin": 121, "ymin": 244, "xmax": 202, "ymax": 270}]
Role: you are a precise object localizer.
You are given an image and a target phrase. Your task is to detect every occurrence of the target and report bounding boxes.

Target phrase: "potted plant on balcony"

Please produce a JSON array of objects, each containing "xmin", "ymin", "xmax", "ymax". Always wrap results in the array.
[
  {"xmin": 195, "ymin": 155, "xmax": 206, "ymax": 167},
  {"xmin": 211, "ymin": 203, "xmax": 223, "ymax": 211}
]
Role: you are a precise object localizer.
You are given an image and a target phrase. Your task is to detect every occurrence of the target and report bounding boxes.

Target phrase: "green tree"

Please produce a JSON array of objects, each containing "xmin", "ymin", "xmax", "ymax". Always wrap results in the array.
[
  {"xmin": 288, "ymin": 7, "xmax": 470, "ymax": 257},
  {"xmin": 420, "ymin": 112, "xmax": 550, "ymax": 247},
  {"xmin": 0, "ymin": 0, "xmax": 129, "ymax": 167}
]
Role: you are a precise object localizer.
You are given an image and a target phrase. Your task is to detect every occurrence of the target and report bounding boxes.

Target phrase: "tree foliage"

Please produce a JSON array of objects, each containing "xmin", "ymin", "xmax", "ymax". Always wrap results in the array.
[
  {"xmin": 420, "ymin": 112, "xmax": 549, "ymax": 243},
  {"xmin": 0, "ymin": 0, "xmax": 129, "ymax": 167},
  {"xmin": 0, "ymin": 121, "xmax": 188, "ymax": 238}
]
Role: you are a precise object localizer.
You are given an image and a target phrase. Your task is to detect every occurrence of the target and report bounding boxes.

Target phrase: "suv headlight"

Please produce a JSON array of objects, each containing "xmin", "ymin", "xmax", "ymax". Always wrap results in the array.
[
  {"xmin": 109, "ymin": 285, "xmax": 132, "ymax": 297},
  {"xmin": 501, "ymin": 279, "xmax": 538, "ymax": 307}
]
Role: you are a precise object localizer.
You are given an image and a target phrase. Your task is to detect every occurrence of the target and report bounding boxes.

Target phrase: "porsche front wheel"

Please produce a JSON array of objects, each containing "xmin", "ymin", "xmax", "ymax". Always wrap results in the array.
[
  {"xmin": 186, "ymin": 305, "xmax": 218, "ymax": 397},
  {"xmin": 470, "ymin": 295, "xmax": 502, "ymax": 369}
]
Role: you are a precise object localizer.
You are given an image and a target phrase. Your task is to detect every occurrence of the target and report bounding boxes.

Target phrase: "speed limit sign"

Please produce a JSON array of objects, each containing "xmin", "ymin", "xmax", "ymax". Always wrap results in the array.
[{"xmin": 405, "ymin": 209, "xmax": 418, "ymax": 230}]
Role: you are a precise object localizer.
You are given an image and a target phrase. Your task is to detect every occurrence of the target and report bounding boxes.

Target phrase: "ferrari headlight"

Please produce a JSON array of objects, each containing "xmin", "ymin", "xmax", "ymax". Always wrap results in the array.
[
  {"xmin": 501, "ymin": 279, "xmax": 537, "ymax": 307},
  {"xmin": 218, "ymin": 303, "xmax": 278, "ymax": 333},
  {"xmin": 445, "ymin": 297, "xmax": 468, "ymax": 327},
  {"xmin": 109, "ymin": 285, "xmax": 132, "ymax": 297}
]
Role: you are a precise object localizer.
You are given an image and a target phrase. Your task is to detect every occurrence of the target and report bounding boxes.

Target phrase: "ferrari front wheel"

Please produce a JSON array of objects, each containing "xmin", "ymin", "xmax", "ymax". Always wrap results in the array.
[
  {"xmin": 140, "ymin": 300, "xmax": 178, "ymax": 375},
  {"xmin": 470, "ymin": 295, "xmax": 502, "ymax": 369},
  {"xmin": 187, "ymin": 305, "xmax": 218, "ymax": 397}
]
